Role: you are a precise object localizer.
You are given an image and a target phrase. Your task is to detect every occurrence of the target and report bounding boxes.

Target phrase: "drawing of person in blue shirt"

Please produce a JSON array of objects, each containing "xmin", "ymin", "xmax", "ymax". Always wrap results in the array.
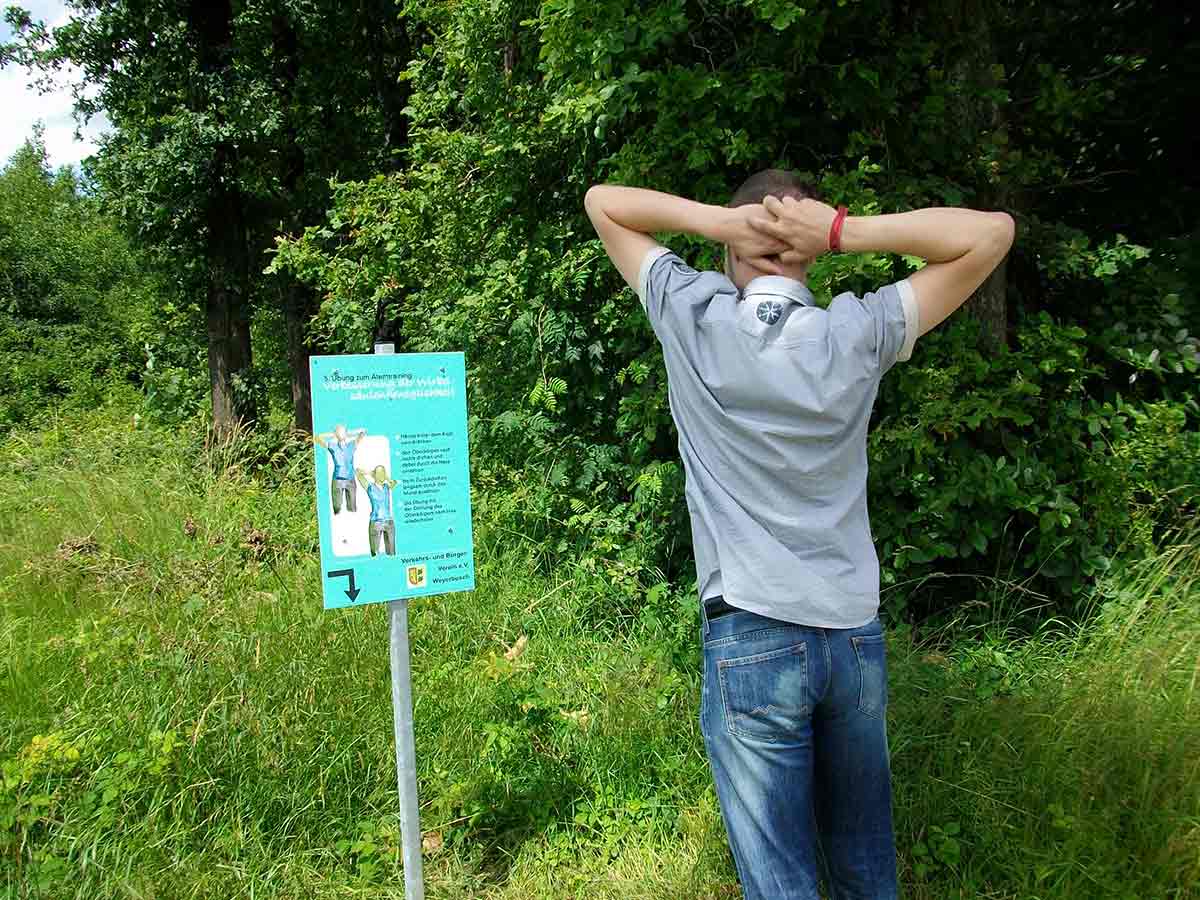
[
  {"xmin": 355, "ymin": 465, "xmax": 399, "ymax": 557},
  {"xmin": 314, "ymin": 425, "xmax": 366, "ymax": 514}
]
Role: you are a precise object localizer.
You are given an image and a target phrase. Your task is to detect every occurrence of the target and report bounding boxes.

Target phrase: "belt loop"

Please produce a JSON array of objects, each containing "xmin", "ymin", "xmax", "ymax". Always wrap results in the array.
[{"xmin": 700, "ymin": 594, "xmax": 711, "ymax": 638}]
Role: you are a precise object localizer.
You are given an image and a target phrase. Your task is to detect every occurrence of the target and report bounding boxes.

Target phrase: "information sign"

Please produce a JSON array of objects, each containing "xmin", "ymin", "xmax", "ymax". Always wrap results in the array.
[{"xmin": 310, "ymin": 352, "xmax": 475, "ymax": 608}]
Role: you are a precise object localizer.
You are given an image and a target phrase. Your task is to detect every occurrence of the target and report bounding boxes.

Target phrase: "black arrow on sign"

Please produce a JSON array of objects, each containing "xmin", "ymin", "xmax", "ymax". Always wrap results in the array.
[{"xmin": 327, "ymin": 568, "xmax": 361, "ymax": 602}]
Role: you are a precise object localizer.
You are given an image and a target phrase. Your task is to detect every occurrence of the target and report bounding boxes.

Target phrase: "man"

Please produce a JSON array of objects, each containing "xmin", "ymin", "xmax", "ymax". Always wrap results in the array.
[
  {"xmin": 355, "ymin": 464, "xmax": 399, "ymax": 557},
  {"xmin": 314, "ymin": 424, "xmax": 366, "ymax": 514},
  {"xmin": 584, "ymin": 170, "xmax": 1014, "ymax": 899}
]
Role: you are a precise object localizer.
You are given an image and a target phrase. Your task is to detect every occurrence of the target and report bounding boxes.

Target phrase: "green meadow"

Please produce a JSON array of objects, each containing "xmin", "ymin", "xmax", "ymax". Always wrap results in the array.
[{"xmin": 2, "ymin": 409, "xmax": 1197, "ymax": 899}]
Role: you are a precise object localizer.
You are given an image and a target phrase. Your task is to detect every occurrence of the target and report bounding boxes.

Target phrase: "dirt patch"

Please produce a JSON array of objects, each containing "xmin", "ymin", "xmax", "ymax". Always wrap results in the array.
[{"xmin": 55, "ymin": 535, "xmax": 100, "ymax": 560}]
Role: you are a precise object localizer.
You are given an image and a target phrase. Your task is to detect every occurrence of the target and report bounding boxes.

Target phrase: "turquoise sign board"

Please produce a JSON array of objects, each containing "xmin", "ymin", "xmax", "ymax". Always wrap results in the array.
[{"xmin": 310, "ymin": 352, "xmax": 475, "ymax": 609}]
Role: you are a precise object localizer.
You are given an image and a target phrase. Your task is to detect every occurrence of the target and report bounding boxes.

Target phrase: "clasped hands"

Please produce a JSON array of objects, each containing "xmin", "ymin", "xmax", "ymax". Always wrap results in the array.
[{"xmin": 722, "ymin": 195, "xmax": 840, "ymax": 276}]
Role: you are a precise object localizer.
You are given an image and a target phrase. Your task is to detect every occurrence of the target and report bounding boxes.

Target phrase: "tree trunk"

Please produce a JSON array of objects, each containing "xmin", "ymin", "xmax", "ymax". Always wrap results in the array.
[
  {"xmin": 206, "ymin": 166, "xmax": 254, "ymax": 434},
  {"xmin": 206, "ymin": 272, "xmax": 253, "ymax": 433},
  {"xmin": 286, "ymin": 283, "xmax": 315, "ymax": 432},
  {"xmin": 360, "ymin": 0, "xmax": 412, "ymax": 169},
  {"xmin": 188, "ymin": 0, "xmax": 254, "ymax": 434},
  {"xmin": 971, "ymin": 255, "xmax": 1008, "ymax": 350},
  {"xmin": 268, "ymin": 10, "xmax": 315, "ymax": 433},
  {"xmin": 938, "ymin": 0, "xmax": 1011, "ymax": 351}
]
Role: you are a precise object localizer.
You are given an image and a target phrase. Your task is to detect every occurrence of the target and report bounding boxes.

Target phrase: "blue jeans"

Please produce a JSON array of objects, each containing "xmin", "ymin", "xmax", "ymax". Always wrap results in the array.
[
  {"xmin": 331, "ymin": 477, "xmax": 357, "ymax": 514},
  {"xmin": 700, "ymin": 597, "xmax": 897, "ymax": 899}
]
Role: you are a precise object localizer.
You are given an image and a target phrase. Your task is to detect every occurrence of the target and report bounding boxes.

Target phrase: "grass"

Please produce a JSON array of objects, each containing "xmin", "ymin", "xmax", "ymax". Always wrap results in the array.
[{"xmin": 1, "ymin": 407, "xmax": 1197, "ymax": 899}]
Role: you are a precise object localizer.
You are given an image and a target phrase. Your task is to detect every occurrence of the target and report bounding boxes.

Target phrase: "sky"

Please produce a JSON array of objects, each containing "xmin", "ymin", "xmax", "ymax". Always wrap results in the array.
[{"xmin": 1, "ymin": 0, "xmax": 111, "ymax": 170}]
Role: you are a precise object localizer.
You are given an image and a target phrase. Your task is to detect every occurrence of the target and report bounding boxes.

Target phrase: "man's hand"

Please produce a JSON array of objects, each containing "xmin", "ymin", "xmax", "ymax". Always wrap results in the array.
[
  {"xmin": 584, "ymin": 184, "xmax": 797, "ymax": 290},
  {"xmin": 748, "ymin": 195, "xmax": 840, "ymax": 266},
  {"xmin": 720, "ymin": 204, "xmax": 792, "ymax": 273}
]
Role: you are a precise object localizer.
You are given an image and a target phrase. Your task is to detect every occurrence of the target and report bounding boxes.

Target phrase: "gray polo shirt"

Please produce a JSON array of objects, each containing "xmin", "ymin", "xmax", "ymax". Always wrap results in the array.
[{"xmin": 637, "ymin": 245, "xmax": 919, "ymax": 628}]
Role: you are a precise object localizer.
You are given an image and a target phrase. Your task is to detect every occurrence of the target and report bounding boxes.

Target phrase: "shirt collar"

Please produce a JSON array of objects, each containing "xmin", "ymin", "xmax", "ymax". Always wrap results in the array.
[{"xmin": 741, "ymin": 275, "xmax": 814, "ymax": 308}]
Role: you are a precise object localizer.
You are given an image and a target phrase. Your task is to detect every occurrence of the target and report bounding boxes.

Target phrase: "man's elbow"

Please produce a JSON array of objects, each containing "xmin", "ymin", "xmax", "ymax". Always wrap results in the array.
[
  {"xmin": 584, "ymin": 184, "xmax": 608, "ymax": 216},
  {"xmin": 970, "ymin": 211, "xmax": 1015, "ymax": 262},
  {"xmin": 988, "ymin": 212, "xmax": 1016, "ymax": 252},
  {"xmin": 585, "ymin": 185, "xmax": 619, "ymax": 234}
]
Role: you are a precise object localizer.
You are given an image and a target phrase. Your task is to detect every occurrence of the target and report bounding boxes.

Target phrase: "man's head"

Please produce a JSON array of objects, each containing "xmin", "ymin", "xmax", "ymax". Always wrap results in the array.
[
  {"xmin": 334, "ymin": 424, "xmax": 348, "ymax": 442},
  {"xmin": 725, "ymin": 168, "xmax": 821, "ymax": 290},
  {"xmin": 372, "ymin": 465, "xmax": 388, "ymax": 484}
]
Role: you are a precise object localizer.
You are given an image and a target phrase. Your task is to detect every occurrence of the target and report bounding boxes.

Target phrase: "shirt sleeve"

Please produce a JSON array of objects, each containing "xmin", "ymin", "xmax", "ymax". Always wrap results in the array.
[
  {"xmin": 636, "ymin": 245, "xmax": 709, "ymax": 336},
  {"xmin": 835, "ymin": 278, "xmax": 920, "ymax": 375}
]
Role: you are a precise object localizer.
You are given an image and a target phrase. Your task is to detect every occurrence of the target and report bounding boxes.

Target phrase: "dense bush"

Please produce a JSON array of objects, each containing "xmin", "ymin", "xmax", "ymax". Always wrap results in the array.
[
  {"xmin": 871, "ymin": 312, "xmax": 1199, "ymax": 617},
  {"xmin": 0, "ymin": 318, "xmax": 132, "ymax": 428},
  {"xmin": 0, "ymin": 137, "xmax": 169, "ymax": 428}
]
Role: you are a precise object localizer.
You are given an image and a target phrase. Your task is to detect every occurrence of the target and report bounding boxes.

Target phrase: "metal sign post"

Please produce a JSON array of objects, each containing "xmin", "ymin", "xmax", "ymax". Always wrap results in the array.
[
  {"xmin": 309, "ymin": 343, "xmax": 476, "ymax": 900},
  {"xmin": 389, "ymin": 591, "xmax": 424, "ymax": 898},
  {"xmin": 377, "ymin": 342, "xmax": 424, "ymax": 900}
]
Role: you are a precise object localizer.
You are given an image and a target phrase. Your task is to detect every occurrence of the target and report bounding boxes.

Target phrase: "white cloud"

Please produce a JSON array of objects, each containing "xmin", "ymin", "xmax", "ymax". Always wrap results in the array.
[{"xmin": 1, "ymin": 1, "xmax": 111, "ymax": 171}]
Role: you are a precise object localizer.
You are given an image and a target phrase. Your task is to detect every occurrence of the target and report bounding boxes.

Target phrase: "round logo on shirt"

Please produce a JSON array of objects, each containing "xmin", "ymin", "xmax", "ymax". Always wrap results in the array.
[{"xmin": 756, "ymin": 300, "xmax": 783, "ymax": 324}]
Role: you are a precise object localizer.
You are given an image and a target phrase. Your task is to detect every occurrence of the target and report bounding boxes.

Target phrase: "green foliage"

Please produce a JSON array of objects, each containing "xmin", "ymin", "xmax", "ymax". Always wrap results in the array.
[
  {"xmin": 4, "ymin": 0, "xmax": 424, "ymax": 428},
  {"xmin": 139, "ymin": 336, "xmax": 209, "ymax": 425},
  {"xmin": 6, "ymin": 0, "xmax": 1200, "ymax": 615},
  {"xmin": 871, "ymin": 310, "xmax": 1199, "ymax": 617},
  {"xmin": 271, "ymin": 0, "xmax": 1199, "ymax": 617},
  {"xmin": 0, "ymin": 136, "xmax": 159, "ymax": 428},
  {"xmin": 910, "ymin": 820, "xmax": 962, "ymax": 879}
]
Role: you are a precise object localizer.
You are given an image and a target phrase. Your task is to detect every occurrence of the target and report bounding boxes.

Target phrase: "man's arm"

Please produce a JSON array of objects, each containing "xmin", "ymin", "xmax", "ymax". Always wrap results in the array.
[
  {"xmin": 583, "ymin": 185, "xmax": 788, "ymax": 293},
  {"xmin": 353, "ymin": 428, "xmax": 367, "ymax": 446},
  {"xmin": 355, "ymin": 468, "xmax": 369, "ymax": 489},
  {"xmin": 752, "ymin": 198, "xmax": 1015, "ymax": 336},
  {"xmin": 841, "ymin": 209, "xmax": 1015, "ymax": 336}
]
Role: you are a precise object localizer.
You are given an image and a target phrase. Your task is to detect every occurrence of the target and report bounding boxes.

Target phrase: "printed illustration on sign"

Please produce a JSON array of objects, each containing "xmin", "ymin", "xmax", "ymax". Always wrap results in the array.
[
  {"xmin": 314, "ymin": 425, "xmax": 366, "ymax": 515},
  {"xmin": 314, "ymin": 429, "xmax": 398, "ymax": 557},
  {"xmin": 360, "ymin": 464, "xmax": 400, "ymax": 557}
]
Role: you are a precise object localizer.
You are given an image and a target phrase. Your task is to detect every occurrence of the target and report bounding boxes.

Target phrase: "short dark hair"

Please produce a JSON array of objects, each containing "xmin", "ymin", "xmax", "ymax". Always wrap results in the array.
[{"xmin": 728, "ymin": 168, "xmax": 821, "ymax": 208}]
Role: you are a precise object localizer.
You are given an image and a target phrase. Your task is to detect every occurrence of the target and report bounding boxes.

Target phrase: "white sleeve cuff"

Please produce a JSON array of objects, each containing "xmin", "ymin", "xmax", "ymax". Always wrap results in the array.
[
  {"xmin": 637, "ymin": 246, "xmax": 672, "ymax": 310},
  {"xmin": 895, "ymin": 278, "xmax": 920, "ymax": 362}
]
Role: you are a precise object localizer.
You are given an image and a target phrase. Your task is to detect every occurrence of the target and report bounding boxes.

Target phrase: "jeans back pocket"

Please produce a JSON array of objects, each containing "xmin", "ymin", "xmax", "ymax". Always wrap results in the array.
[
  {"xmin": 717, "ymin": 642, "xmax": 808, "ymax": 743},
  {"xmin": 851, "ymin": 633, "xmax": 888, "ymax": 719}
]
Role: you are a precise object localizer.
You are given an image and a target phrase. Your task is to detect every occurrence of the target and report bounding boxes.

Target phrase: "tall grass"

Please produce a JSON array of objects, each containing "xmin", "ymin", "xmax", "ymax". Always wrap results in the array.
[
  {"xmin": 1, "ymin": 408, "xmax": 1197, "ymax": 898},
  {"xmin": 889, "ymin": 526, "xmax": 1200, "ymax": 898}
]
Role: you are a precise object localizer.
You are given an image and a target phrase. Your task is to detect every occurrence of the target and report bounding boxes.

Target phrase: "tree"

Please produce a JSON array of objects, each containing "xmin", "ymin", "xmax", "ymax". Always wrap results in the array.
[
  {"xmin": 0, "ymin": 132, "xmax": 156, "ymax": 427},
  {"xmin": 2, "ymin": 0, "xmax": 422, "ymax": 432}
]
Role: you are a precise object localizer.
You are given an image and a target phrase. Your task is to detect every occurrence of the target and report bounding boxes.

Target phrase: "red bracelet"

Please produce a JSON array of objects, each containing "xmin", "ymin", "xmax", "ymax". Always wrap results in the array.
[{"xmin": 828, "ymin": 205, "xmax": 848, "ymax": 253}]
